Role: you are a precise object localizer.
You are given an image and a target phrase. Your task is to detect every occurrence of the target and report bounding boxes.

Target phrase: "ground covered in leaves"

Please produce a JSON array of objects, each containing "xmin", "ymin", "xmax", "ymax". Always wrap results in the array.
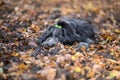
[{"xmin": 0, "ymin": 0, "xmax": 120, "ymax": 80}]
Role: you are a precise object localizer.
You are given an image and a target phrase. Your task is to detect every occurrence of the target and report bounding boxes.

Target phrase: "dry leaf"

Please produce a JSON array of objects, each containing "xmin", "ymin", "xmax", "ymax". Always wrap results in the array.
[
  {"xmin": 74, "ymin": 67, "xmax": 81, "ymax": 73},
  {"xmin": 18, "ymin": 63, "xmax": 28, "ymax": 71},
  {"xmin": 31, "ymin": 24, "xmax": 40, "ymax": 32},
  {"xmin": 39, "ymin": 68, "xmax": 56, "ymax": 80},
  {"xmin": 12, "ymin": 52, "xmax": 19, "ymax": 57},
  {"xmin": 113, "ymin": 29, "xmax": 120, "ymax": 34}
]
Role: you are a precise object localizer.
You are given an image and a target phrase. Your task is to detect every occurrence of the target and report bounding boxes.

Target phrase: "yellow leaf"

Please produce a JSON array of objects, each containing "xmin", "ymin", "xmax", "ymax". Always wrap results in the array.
[
  {"xmin": 109, "ymin": 72, "xmax": 116, "ymax": 79},
  {"xmin": 114, "ymin": 29, "xmax": 120, "ymax": 34},
  {"xmin": 74, "ymin": 67, "xmax": 81, "ymax": 72},
  {"xmin": 101, "ymin": 32, "xmax": 116, "ymax": 41},
  {"xmin": 72, "ymin": 56, "xmax": 76, "ymax": 61},
  {"xmin": 110, "ymin": 52, "xmax": 114, "ymax": 55},
  {"xmin": 12, "ymin": 52, "xmax": 19, "ymax": 57}
]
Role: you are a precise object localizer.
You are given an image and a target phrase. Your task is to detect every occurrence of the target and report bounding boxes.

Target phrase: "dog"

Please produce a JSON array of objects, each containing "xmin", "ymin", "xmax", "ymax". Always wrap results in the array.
[{"xmin": 38, "ymin": 17, "xmax": 95, "ymax": 47}]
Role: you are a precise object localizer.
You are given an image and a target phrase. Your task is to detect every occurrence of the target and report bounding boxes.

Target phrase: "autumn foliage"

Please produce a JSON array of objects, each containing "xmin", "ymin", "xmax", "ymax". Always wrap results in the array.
[{"xmin": 0, "ymin": 0, "xmax": 120, "ymax": 80}]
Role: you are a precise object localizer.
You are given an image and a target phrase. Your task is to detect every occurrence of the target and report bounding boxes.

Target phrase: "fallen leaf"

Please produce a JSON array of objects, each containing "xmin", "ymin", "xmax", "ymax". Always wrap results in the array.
[
  {"xmin": 113, "ymin": 29, "xmax": 120, "ymax": 34},
  {"xmin": 72, "ymin": 56, "xmax": 76, "ymax": 61},
  {"xmin": 38, "ymin": 68, "xmax": 56, "ymax": 80},
  {"xmin": 12, "ymin": 52, "xmax": 19, "ymax": 57},
  {"xmin": 18, "ymin": 63, "xmax": 28, "ymax": 71},
  {"xmin": 74, "ymin": 67, "xmax": 81, "ymax": 73},
  {"xmin": 30, "ymin": 24, "xmax": 40, "ymax": 32},
  {"xmin": 0, "ymin": 67, "xmax": 3, "ymax": 73}
]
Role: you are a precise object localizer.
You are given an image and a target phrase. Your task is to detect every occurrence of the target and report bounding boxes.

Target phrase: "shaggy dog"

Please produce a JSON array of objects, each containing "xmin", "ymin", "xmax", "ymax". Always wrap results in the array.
[{"xmin": 38, "ymin": 17, "xmax": 95, "ymax": 47}]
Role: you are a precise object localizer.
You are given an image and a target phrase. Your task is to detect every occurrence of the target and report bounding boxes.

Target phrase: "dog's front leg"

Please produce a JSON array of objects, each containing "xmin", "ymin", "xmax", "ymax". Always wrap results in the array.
[{"xmin": 38, "ymin": 27, "xmax": 54, "ymax": 45}]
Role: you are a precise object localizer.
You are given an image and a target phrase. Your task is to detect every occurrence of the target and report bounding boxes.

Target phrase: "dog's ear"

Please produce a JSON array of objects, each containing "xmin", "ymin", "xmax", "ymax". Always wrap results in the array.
[
  {"xmin": 56, "ymin": 19, "xmax": 70, "ymax": 28},
  {"xmin": 57, "ymin": 21, "xmax": 66, "ymax": 27}
]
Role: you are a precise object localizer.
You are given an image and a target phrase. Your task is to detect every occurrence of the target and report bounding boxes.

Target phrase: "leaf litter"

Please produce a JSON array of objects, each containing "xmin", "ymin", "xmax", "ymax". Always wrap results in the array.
[{"xmin": 0, "ymin": 0, "xmax": 120, "ymax": 80}]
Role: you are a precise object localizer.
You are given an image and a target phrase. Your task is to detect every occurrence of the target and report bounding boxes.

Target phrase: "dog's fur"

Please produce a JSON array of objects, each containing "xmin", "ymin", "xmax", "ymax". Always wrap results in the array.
[{"xmin": 38, "ymin": 17, "xmax": 95, "ymax": 46}]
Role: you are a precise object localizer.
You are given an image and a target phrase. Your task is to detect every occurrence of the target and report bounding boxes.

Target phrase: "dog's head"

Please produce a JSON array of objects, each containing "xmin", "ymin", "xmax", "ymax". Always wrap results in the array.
[
  {"xmin": 56, "ymin": 17, "xmax": 71, "ymax": 28},
  {"xmin": 41, "ymin": 17, "xmax": 76, "ymax": 46}
]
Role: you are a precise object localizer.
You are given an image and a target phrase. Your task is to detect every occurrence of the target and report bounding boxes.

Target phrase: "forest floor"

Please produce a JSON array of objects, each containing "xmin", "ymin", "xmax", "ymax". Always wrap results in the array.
[{"xmin": 0, "ymin": 0, "xmax": 120, "ymax": 80}]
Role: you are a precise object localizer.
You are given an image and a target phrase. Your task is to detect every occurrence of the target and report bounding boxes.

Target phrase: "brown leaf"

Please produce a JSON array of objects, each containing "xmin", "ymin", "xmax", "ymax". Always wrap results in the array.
[
  {"xmin": 82, "ymin": 2, "xmax": 99, "ymax": 12},
  {"xmin": 101, "ymin": 32, "xmax": 116, "ymax": 41},
  {"xmin": 38, "ymin": 68, "xmax": 56, "ymax": 80},
  {"xmin": 113, "ymin": 66, "xmax": 120, "ymax": 70},
  {"xmin": 30, "ymin": 24, "xmax": 40, "ymax": 32},
  {"xmin": 18, "ymin": 63, "xmax": 28, "ymax": 71}
]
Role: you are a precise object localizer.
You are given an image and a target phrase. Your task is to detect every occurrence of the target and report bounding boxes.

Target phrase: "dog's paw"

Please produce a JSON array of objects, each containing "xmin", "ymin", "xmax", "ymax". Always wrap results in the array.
[{"xmin": 76, "ymin": 42, "xmax": 89, "ymax": 50}]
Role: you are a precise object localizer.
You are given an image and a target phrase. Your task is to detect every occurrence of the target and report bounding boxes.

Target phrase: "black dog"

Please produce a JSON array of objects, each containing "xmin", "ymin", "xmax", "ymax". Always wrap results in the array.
[{"xmin": 38, "ymin": 17, "xmax": 95, "ymax": 47}]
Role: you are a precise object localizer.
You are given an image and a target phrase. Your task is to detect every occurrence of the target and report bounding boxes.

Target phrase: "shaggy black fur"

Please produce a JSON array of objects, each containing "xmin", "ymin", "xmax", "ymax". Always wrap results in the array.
[{"xmin": 38, "ymin": 17, "xmax": 95, "ymax": 47}]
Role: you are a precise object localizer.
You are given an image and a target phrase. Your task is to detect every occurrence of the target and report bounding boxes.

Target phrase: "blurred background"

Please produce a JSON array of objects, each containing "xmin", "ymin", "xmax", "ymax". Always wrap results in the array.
[
  {"xmin": 0, "ymin": 0, "xmax": 120, "ymax": 80},
  {"xmin": 1, "ymin": 0, "xmax": 120, "ymax": 26}
]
